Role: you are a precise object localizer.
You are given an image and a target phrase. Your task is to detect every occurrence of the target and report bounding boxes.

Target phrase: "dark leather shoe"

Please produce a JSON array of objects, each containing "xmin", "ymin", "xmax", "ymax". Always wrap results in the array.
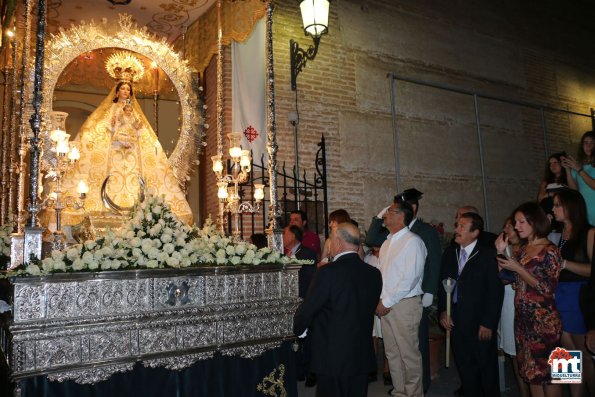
[
  {"xmin": 383, "ymin": 372, "xmax": 392, "ymax": 386},
  {"xmin": 305, "ymin": 374, "xmax": 317, "ymax": 388},
  {"xmin": 387, "ymin": 387, "xmax": 394, "ymax": 395},
  {"xmin": 453, "ymin": 386, "xmax": 465, "ymax": 396}
]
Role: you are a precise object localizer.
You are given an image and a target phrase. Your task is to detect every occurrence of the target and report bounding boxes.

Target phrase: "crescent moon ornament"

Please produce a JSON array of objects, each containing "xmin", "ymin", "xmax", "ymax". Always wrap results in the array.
[{"xmin": 101, "ymin": 174, "xmax": 146, "ymax": 214}]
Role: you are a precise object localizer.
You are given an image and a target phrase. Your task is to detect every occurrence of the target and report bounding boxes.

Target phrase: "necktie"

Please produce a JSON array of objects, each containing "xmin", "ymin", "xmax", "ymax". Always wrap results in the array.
[
  {"xmin": 453, "ymin": 249, "xmax": 468, "ymax": 303},
  {"xmin": 458, "ymin": 249, "xmax": 468, "ymax": 275}
]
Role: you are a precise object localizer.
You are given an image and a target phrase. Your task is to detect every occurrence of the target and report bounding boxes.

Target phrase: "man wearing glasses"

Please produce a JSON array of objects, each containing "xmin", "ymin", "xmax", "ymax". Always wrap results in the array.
[{"xmin": 375, "ymin": 199, "xmax": 427, "ymax": 397}]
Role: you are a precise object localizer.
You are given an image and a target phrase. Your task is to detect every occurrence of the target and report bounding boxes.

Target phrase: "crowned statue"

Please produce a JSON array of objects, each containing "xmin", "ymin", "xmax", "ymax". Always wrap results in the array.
[{"xmin": 58, "ymin": 51, "xmax": 193, "ymax": 230}]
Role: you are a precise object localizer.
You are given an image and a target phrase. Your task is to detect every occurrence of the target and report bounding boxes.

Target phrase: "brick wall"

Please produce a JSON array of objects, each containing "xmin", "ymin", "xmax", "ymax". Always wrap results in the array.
[{"xmin": 191, "ymin": 0, "xmax": 595, "ymax": 235}]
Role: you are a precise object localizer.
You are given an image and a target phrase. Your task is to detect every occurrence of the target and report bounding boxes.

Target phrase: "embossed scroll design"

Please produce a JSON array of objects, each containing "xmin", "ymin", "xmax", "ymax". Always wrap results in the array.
[
  {"xmin": 257, "ymin": 364, "xmax": 287, "ymax": 397},
  {"xmin": 35, "ymin": 13, "xmax": 205, "ymax": 186}
]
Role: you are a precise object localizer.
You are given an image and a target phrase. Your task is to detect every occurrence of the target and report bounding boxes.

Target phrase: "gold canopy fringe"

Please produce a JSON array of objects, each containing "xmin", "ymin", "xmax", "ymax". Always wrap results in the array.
[{"xmin": 183, "ymin": 0, "xmax": 267, "ymax": 73}]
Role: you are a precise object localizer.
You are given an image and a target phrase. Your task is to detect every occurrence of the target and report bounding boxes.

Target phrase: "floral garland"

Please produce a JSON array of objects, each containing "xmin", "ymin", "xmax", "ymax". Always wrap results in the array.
[
  {"xmin": 0, "ymin": 223, "xmax": 12, "ymax": 268},
  {"xmin": 5, "ymin": 194, "xmax": 308, "ymax": 277}
]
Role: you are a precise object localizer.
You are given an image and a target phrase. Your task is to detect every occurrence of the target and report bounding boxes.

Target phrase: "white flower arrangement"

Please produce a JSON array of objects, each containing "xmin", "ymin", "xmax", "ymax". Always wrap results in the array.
[
  {"xmin": 5, "ymin": 193, "xmax": 309, "ymax": 277},
  {"xmin": 0, "ymin": 223, "xmax": 12, "ymax": 267}
]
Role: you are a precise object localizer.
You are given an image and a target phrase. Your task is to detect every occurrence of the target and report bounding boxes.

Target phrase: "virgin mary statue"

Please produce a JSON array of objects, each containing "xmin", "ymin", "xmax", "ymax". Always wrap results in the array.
[{"xmin": 60, "ymin": 52, "xmax": 193, "ymax": 227}]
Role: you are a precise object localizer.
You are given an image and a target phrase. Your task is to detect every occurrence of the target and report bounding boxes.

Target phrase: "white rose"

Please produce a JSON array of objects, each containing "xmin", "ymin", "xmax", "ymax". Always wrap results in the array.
[
  {"xmin": 157, "ymin": 251, "xmax": 169, "ymax": 263},
  {"xmin": 3, "ymin": 247, "xmax": 10, "ymax": 256},
  {"xmin": 41, "ymin": 258, "xmax": 54, "ymax": 272},
  {"xmin": 88, "ymin": 261, "xmax": 99, "ymax": 270},
  {"xmin": 163, "ymin": 243, "xmax": 175, "ymax": 254},
  {"xmin": 26, "ymin": 263, "xmax": 41, "ymax": 276},
  {"xmin": 130, "ymin": 237, "xmax": 141, "ymax": 248},
  {"xmin": 126, "ymin": 230, "xmax": 135, "ymax": 239},
  {"xmin": 66, "ymin": 247, "xmax": 80, "ymax": 261},
  {"xmin": 216, "ymin": 249, "xmax": 226, "ymax": 259},
  {"xmin": 148, "ymin": 247, "xmax": 159, "ymax": 259},
  {"xmin": 72, "ymin": 258, "xmax": 85, "ymax": 271},
  {"xmin": 51, "ymin": 250, "xmax": 65, "ymax": 261},
  {"xmin": 93, "ymin": 250, "xmax": 104, "ymax": 261},
  {"xmin": 252, "ymin": 258, "xmax": 262, "ymax": 266},
  {"xmin": 101, "ymin": 246, "xmax": 114, "ymax": 257},
  {"xmin": 53, "ymin": 261, "xmax": 66, "ymax": 272},
  {"xmin": 84, "ymin": 240, "xmax": 96, "ymax": 250},
  {"xmin": 145, "ymin": 213, "xmax": 153, "ymax": 222},
  {"xmin": 111, "ymin": 259, "xmax": 121, "ymax": 270},
  {"xmin": 101, "ymin": 261, "xmax": 111, "ymax": 270},
  {"xmin": 82, "ymin": 251, "xmax": 94, "ymax": 264},
  {"xmin": 152, "ymin": 205, "xmax": 162, "ymax": 214},
  {"xmin": 132, "ymin": 248, "xmax": 143, "ymax": 258},
  {"xmin": 235, "ymin": 243, "xmax": 247, "ymax": 256},
  {"xmin": 225, "ymin": 245, "xmax": 236, "ymax": 256},
  {"xmin": 202, "ymin": 253, "xmax": 214, "ymax": 263},
  {"xmin": 160, "ymin": 233, "xmax": 172, "ymax": 244},
  {"xmin": 216, "ymin": 256, "xmax": 226, "ymax": 264},
  {"xmin": 165, "ymin": 256, "xmax": 180, "ymax": 267},
  {"xmin": 146, "ymin": 259, "xmax": 159, "ymax": 269},
  {"xmin": 230, "ymin": 256, "xmax": 241, "ymax": 265},
  {"xmin": 181, "ymin": 258, "xmax": 192, "ymax": 268}
]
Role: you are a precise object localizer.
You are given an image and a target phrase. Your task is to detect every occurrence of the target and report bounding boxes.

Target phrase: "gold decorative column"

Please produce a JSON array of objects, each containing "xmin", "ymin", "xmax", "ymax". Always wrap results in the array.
[
  {"xmin": 7, "ymin": 28, "xmax": 20, "ymax": 227},
  {"xmin": 215, "ymin": 0, "xmax": 225, "ymax": 234}
]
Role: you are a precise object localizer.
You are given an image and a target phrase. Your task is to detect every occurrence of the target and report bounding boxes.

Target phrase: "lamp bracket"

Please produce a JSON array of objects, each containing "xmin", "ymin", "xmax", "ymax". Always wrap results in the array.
[{"xmin": 290, "ymin": 36, "xmax": 321, "ymax": 91}]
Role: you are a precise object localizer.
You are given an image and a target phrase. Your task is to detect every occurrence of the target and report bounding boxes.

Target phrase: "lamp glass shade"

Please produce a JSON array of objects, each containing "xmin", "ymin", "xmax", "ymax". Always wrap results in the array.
[
  {"xmin": 211, "ymin": 155, "xmax": 223, "ymax": 173},
  {"xmin": 300, "ymin": 0, "xmax": 329, "ymax": 37},
  {"xmin": 68, "ymin": 146, "xmax": 80, "ymax": 162},
  {"xmin": 217, "ymin": 182, "xmax": 229, "ymax": 199},
  {"xmin": 254, "ymin": 184, "xmax": 265, "ymax": 201},
  {"xmin": 49, "ymin": 128, "xmax": 67, "ymax": 143},
  {"xmin": 56, "ymin": 140, "xmax": 70, "ymax": 155},
  {"xmin": 227, "ymin": 132, "xmax": 243, "ymax": 159},
  {"xmin": 77, "ymin": 180, "xmax": 89, "ymax": 195}
]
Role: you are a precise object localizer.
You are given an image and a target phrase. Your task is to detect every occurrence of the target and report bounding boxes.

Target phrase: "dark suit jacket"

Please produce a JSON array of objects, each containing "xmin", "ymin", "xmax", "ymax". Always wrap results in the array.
[
  {"xmin": 295, "ymin": 245, "xmax": 318, "ymax": 298},
  {"xmin": 293, "ymin": 252, "xmax": 382, "ymax": 376},
  {"xmin": 410, "ymin": 219, "xmax": 442, "ymax": 296},
  {"xmin": 438, "ymin": 242, "xmax": 503, "ymax": 333}
]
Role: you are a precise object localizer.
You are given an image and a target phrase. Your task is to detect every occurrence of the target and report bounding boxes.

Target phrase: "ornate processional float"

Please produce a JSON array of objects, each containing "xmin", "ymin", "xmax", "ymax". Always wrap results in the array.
[{"xmin": 0, "ymin": 3, "xmax": 303, "ymax": 396}]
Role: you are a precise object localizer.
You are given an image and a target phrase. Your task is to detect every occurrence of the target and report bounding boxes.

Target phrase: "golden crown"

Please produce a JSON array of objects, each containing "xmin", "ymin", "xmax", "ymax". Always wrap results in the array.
[{"xmin": 105, "ymin": 51, "xmax": 145, "ymax": 83}]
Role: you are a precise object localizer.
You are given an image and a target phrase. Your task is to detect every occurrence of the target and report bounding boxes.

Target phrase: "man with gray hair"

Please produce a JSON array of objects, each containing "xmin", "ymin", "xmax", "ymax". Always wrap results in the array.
[{"xmin": 294, "ymin": 222, "xmax": 382, "ymax": 397}]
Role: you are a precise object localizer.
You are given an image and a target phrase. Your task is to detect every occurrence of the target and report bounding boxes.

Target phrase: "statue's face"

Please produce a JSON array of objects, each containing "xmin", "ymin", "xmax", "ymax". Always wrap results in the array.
[{"xmin": 117, "ymin": 84, "xmax": 131, "ymax": 100}]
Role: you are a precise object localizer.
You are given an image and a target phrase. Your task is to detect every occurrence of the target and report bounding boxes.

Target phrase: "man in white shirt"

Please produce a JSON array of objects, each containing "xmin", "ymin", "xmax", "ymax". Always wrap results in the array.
[{"xmin": 376, "ymin": 200, "xmax": 427, "ymax": 397}]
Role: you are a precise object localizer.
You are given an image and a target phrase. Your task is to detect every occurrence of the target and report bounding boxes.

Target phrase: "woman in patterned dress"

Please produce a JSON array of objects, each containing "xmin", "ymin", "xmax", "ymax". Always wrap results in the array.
[{"xmin": 496, "ymin": 202, "xmax": 563, "ymax": 397}]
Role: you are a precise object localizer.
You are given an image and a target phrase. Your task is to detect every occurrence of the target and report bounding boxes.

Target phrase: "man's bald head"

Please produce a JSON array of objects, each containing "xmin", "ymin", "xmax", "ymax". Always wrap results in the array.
[
  {"xmin": 455, "ymin": 205, "xmax": 479, "ymax": 222},
  {"xmin": 330, "ymin": 222, "xmax": 361, "ymax": 257}
]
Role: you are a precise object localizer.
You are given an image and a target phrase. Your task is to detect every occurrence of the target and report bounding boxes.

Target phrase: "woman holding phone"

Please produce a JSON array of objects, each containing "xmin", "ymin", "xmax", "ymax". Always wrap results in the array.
[{"xmin": 496, "ymin": 202, "xmax": 562, "ymax": 397}]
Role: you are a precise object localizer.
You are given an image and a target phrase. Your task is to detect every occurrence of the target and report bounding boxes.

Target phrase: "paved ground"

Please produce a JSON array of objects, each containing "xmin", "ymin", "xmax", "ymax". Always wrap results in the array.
[{"xmin": 297, "ymin": 339, "xmax": 525, "ymax": 397}]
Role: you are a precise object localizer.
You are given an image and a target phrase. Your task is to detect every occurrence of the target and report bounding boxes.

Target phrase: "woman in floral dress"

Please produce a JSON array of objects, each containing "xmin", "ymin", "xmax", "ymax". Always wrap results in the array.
[{"xmin": 496, "ymin": 202, "xmax": 562, "ymax": 397}]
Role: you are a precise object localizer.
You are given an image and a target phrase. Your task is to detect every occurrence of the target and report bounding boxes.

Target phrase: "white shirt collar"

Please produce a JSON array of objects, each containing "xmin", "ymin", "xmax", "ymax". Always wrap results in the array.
[
  {"xmin": 333, "ymin": 250, "xmax": 358, "ymax": 261},
  {"xmin": 460, "ymin": 239, "xmax": 478, "ymax": 256},
  {"xmin": 388, "ymin": 226, "xmax": 410, "ymax": 241},
  {"xmin": 409, "ymin": 218, "xmax": 418, "ymax": 228}
]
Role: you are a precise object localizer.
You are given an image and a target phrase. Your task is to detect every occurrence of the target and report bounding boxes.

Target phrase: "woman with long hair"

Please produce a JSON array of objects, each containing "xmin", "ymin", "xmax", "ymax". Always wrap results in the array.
[
  {"xmin": 552, "ymin": 189, "xmax": 594, "ymax": 396},
  {"xmin": 496, "ymin": 202, "xmax": 562, "ymax": 397},
  {"xmin": 537, "ymin": 153, "xmax": 568, "ymax": 202},
  {"xmin": 562, "ymin": 131, "xmax": 595, "ymax": 225},
  {"xmin": 498, "ymin": 217, "xmax": 530, "ymax": 397}
]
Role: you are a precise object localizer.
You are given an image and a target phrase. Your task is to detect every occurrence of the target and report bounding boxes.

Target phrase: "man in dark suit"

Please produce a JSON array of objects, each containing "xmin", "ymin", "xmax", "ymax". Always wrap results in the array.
[
  {"xmin": 454, "ymin": 205, "xmax": 498, "ymax": 247},
  {"xmin": 294, "ymin": 222, "xmax": 382, "ymax": 397},
  {"xmin": 438, "ymin": 212, "xmax": 503, "ymax": 397}
]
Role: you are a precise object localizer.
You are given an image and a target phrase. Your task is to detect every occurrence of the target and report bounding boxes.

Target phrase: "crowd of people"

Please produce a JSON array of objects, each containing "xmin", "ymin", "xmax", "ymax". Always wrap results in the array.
[{"xmin": 290, "ymin": 131, "xmax": 595, "ymax": 397}]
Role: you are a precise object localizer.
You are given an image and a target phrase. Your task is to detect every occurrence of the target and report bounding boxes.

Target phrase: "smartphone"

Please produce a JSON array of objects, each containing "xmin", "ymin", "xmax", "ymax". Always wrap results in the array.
[{"xmin": 496, "ymin": 254, "xmax": 507, "ymax": 260}]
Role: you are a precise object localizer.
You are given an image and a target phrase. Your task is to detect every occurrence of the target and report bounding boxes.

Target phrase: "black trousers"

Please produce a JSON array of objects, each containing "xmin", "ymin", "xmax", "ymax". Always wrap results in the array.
[
  {"xmin": 315, "ymin": 374, "xmax": 368, "ymax": 397},
  {"xmin": 451, "ymin": 317, "xmax": 500, "ymax": 397}
]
